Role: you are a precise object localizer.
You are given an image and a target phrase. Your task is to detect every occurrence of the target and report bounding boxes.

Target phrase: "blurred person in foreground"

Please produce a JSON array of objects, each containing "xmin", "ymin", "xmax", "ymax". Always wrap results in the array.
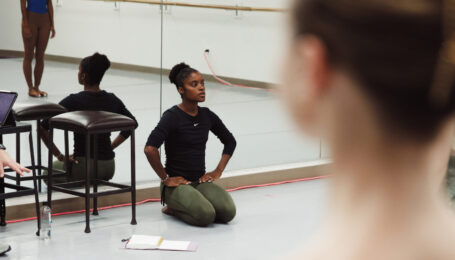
[{"xmin": 282, "ymin": 0, "xmax": 455, "ymax": 259}]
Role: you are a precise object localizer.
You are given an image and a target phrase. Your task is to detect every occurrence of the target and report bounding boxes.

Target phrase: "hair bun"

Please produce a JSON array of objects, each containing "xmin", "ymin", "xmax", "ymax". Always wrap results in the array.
[
  {"xmin": 92, "ymin": 52, "xmax": 111, "ymax": 71},
  {"xmin": 169, "ymin": 62, "xmax": 190, "ymax": 85}
]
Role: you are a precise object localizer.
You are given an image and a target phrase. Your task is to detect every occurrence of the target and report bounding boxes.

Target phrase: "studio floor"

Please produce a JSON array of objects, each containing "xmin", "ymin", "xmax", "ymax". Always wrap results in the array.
[{"xmin": 1, "ymin": 178, "xmax": 329, "ymax": 260}]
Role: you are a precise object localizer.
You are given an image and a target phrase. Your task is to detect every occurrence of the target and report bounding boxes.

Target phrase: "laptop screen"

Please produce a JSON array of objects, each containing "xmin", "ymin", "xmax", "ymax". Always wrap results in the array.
[{"xmin": 0, "ymin": 91, "xmax": 17, "ymax": 126}]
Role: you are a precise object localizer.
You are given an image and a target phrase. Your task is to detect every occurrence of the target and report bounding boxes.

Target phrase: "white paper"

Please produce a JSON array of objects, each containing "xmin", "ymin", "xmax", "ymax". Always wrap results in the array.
[
  {"xmin": 126, "ymin": 235, "xmax": 163, "ymax": 249},
  {"xmin": 159, "ymin": 240, "xmax": 191, "ymax": 251}
]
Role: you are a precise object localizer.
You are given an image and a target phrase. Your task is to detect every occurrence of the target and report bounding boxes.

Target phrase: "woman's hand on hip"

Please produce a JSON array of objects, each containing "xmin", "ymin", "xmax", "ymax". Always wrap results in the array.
[
  {"xmin": 57, "ymin": 154, "xmax": 79, "ymax": 164},
  {"xmin": 50, "ymin": 26, "xmax": 56, "ymax": 38},
  {"xmin": 164, "ymin": 176, "xmax": 191, "ymax": 187},
  {"xmin": 22, "ymin": 22, "xmax": 32, "ymax": 39},
  {"xmin": 199, "ymin": 169, "xmax": 222, "ymax": 183},
  {"xmin": 68, "ymin": 154, "xmax": 79, "ymax": 164}
]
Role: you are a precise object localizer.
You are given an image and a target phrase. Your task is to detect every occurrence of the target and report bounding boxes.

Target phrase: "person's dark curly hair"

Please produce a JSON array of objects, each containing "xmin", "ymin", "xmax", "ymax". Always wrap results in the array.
[
  {"xmin": 169, "ymin": 62, "xmax": 198, "ymax": 89},
  {"xmin": 80, "ymin": 52, "xmax": 111, "ymax": 86}
]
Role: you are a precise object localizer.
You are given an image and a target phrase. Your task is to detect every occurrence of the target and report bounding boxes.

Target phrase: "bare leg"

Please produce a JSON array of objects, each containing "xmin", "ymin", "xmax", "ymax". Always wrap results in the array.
[
  {"xmin": 34, "ymin": 18, "xmax": 51, "ymax": 97},
  {"xmin": 22, "ymin": 16, "xmax": 39, "ymax": 97}
]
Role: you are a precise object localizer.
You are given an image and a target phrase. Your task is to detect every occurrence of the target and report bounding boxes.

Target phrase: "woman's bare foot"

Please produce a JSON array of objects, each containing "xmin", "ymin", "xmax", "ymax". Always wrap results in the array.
[
  {"xmin": 35, "ymin": 88, "xmax": 48, "ymax": 97},
  {"xmin": 28, "ymin": 88, "xmax": 40, "ymax": 97},
  {"xmin": 161, "ymin": 205, "xmax": 174, "ymax": 216},
  {"xmin": 38, "ymin": 90, "xmax": 48, "ymax": 97}
]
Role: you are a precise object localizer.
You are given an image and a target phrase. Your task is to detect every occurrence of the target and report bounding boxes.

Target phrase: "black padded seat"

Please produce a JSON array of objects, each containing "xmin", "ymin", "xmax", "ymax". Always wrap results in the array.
[
  {"xmin": 47, "ymin": 110, "xmax": 137, "ymax": 233},
  {"xmin": 50, "ymin": 111, "xmax": 136, "ymax": 134},
  {"xmin": 9, "ymin": 101, "xmax": 67, "ymax": 192},
  {"xmin": 13, "ymin": 101, "xmax": 67, "ymax": 121}
]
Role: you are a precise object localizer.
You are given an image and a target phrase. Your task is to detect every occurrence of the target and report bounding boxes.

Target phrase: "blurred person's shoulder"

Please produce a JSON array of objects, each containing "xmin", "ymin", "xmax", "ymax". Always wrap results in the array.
[{"xmin": 282, "ymin": 220, "xmax": 455, "ymax": 260}]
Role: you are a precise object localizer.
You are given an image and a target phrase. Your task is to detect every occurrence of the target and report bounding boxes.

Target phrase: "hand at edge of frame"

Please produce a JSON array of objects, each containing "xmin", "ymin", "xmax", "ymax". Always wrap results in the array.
[{"xmin": 0, "ymin": 150, "xmax": 31, "ymax": 177}]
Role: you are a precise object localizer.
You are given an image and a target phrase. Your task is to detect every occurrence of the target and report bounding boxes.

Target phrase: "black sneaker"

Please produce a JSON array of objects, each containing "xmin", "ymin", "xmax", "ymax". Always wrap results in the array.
[{"xmin": 0, "ymin": 243, "xmax": 11, "ymax": 256}]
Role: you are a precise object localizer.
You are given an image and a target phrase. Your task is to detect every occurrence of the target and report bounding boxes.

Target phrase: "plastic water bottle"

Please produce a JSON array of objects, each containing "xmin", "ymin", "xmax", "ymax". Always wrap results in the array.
[{"xmin": 39, "ymin": 205, "xmax": 51, "ymax": 240}]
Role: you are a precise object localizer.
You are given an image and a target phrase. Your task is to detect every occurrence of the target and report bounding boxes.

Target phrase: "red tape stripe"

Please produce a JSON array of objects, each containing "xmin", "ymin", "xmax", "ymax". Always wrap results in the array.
[
  {"xmin": 6, "ymin": 175, "xmax": 329, "ymax": 224},
  {"xmin": 203, "ymin": 51, "xmax": 278, "ymax": 92}
]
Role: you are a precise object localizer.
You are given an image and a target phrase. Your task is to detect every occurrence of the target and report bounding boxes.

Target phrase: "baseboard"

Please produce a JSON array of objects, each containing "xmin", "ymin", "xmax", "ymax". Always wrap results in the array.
[
  {"xmin": 4, "ymin": 160, "xmax": 331, "ymax": 221},
  {"xmin": 0, "ymin": 49, "xmax": 272, "ymax": 90}
]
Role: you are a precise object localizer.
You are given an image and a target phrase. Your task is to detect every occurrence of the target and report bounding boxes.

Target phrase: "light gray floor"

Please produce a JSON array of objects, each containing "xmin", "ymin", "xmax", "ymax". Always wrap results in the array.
[
  {"xmin": 0, "ymin": 57, "xmax": 321, "ymax": 186},
  {"xmin": 1, "ymin": 179, "xmax": 329, "ymax": 260}
]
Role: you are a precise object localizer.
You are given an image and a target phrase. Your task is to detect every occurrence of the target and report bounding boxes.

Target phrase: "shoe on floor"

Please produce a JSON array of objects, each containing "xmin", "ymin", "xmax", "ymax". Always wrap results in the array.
[
  {"xmin": 0, "ymin": 243, "xmax": 11, "ymax": 256},
  {"xmin": 161, "ymin": 205, "xmax": 174, "ymax": 216}
]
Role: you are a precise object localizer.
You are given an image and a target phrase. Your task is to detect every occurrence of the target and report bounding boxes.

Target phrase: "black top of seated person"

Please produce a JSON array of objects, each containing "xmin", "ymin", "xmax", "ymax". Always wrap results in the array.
[
  {"xmin": 42, "ymin": 90, "xmax": 138, "ymax": 160},
  {"xmin": 147, "ymin": 105, "xmax": 236, "ymax": 181}
]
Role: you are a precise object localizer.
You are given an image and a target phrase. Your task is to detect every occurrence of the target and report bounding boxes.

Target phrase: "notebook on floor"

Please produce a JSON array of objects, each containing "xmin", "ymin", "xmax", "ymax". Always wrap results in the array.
[{"xmin": 124, "ymin": 235, "xmax": 198, "ymax": 252}]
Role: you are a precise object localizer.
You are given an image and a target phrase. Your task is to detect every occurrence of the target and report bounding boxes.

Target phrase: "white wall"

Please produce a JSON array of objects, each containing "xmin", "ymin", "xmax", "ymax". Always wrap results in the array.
[{"xmin": 0, "ymin": 0, "xmax": 290, "ymax": 83}]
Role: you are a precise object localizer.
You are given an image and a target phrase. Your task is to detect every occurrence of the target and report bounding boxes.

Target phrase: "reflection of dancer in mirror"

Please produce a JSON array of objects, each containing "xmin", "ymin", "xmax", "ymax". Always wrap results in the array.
[
  {"xmin": 21, "ymin": 0, "xmax": 55, "ymax": 97},
  {"xmin": 0, "ymin": 145, "xmax": 30, "ymax": 256},
  {"xmin": 283, "ymin": 0, "xmax": 455, "ymax": 259},
  {"xmin": 40, "ymin": 53, "xmax": 138, "ymax": 184},
  {"xmin": 145, "ymin": 63, "xmax": 237, "ymax": 227}
]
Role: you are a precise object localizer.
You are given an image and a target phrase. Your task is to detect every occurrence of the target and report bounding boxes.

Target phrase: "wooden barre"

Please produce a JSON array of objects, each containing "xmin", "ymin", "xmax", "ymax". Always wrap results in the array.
[{"xmin": 92, "ymin": 0, "xmax": 287, "ymax": 12}]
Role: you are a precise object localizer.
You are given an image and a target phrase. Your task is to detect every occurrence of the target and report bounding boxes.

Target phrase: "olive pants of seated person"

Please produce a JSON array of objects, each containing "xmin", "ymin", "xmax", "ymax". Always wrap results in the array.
[
  {"xmin": 44, "ymin": 156, "xmax": 115, "ymax": 184},
  {"xmin": 161, "ymin": 182, "xmax": 236, "ymax": 226}
]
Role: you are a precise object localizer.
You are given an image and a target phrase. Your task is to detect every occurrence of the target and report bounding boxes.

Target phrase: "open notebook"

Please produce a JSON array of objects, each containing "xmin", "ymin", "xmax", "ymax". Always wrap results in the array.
[{"xmin": 125, "ymin": 235, "xmax": 198, "ymax": 252}]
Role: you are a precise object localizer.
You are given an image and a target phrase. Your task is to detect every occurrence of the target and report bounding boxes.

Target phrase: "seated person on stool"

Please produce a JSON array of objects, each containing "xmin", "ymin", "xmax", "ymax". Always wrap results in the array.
[
  {"xmin": 0, "ymin": 145, "xmax": 30, "ymax": 256},
  {"xmin": 144, "ymin": 63, "xmax": 237, "ymax": 227},
  {"xmin": 40, "ymin": 53, "xmax": 138, "ymax": 183}
]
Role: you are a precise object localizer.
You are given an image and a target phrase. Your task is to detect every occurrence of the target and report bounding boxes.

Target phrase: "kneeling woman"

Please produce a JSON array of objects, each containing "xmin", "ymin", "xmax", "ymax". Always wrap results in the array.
[
  {"xmin": 41, "ymin": 53, "xmax": 138, "ymax": 183},
  {"xmin": 145, "ymin": 63, "xmax": 237, "ymax": 226}
]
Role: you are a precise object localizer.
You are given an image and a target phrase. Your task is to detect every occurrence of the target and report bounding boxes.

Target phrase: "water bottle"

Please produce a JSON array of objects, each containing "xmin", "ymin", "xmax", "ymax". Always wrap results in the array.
[{"xmin": 39, "ymin": 205, "xmax": 51, "ymax": 240}]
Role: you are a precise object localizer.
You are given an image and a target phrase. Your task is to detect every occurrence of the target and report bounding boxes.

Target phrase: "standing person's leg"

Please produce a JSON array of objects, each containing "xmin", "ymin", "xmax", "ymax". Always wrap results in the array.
[
  {"xmin": 161, "ymin": 183, "xmax": 216, "ymax": 226},
  {"xmin": 34, "ymin": 13, "xmax": 51, "ymax": 97},
  {"xmin": 22, "ymin": 12, "xmax": 39, "ymax": 97},
  {"xmin": 196, "ymin": 182, "xmax": 236, "ymax": 223}
]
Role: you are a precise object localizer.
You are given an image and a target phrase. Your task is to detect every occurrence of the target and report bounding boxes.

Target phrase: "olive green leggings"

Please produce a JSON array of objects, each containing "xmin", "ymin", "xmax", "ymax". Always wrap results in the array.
[
  {"xmin": 161, "ymin": 182, "xmax": 236, "ymax": 227},
  {"xmin": 44, "ymin": 156, "xmax": 115, "ymax": 184}
]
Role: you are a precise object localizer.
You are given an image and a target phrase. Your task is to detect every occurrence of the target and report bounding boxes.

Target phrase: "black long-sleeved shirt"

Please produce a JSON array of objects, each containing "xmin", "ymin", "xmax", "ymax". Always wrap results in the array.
[
  {"xmin": 146, "ymin": 105, "xmax": 236, "ymax": 181},
  {"xmin": 42, "ymin": 90, "xmax": 138, "ymax": 160}
]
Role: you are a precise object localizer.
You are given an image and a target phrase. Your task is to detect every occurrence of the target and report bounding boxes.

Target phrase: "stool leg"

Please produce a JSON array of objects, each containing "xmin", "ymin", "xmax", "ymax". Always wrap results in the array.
[
  {"xmin": 37, "ymin": 120, "xmax": 42, "ymax": 192},
  {"xmin": 130, "ymin": 131, "xmax": 137, "ymax": 225},
  {"xmin": 47, "ymin": 129, "xmax": 53, "ymax": 208},
  {"xmin": 84, "ymin": 134, "xmax": 91, "ymax": 233},
  {"xmin": 93, "ymin": 135, "xmax": 98, "ymax": 216},
  {"xmin": 29, "ymin": 132, "xmax": 40, "ymax": 236},
  {"xmin": 15, "ymin": 133, "xmax": 20, "ymax": 189},
  {"xmin": 0, "ymin": 178, "xmax": 5, "ymax": 226},
  {"xmin": 0, "ymin": 135, "xmax": 4, "ymax": 226},
  {"xmin": 64, "ymin": 131, "xmax": 70, "ymax": 176}
]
